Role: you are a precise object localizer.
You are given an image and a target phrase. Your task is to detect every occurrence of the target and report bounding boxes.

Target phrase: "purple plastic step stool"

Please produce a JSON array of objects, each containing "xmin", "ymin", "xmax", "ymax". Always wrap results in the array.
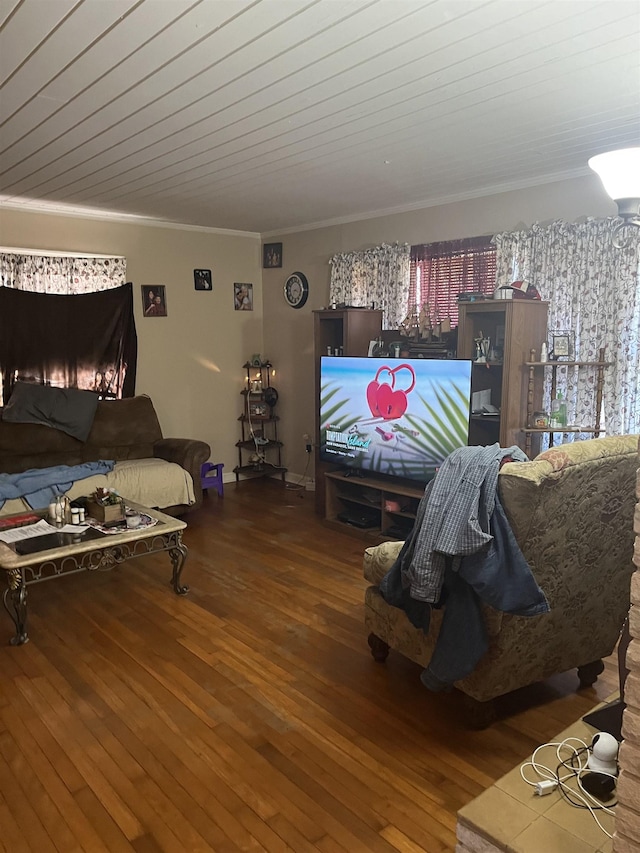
[{"xmin": 200, "ymin": 462, "xmax": 224, "ymax": 497}]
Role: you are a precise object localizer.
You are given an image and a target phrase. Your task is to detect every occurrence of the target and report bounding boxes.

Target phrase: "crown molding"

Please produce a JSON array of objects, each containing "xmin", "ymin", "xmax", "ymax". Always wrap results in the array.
[
  {"xmin": 0, "ymin": 197, "xmax": 260, "ymax": 239},
  {"xmin": 0, "ymin": 246, "xmax": 124, "ymax": 259},
  {"xmin": 262, "ymin": 168, "xmax": 591, "ymax": 238}
]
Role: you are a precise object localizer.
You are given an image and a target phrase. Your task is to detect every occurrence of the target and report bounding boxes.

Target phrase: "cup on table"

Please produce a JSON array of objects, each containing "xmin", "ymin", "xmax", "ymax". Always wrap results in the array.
[{"xmin": 126, "ymin": 512, "xmax": 141, "ymax": 529}]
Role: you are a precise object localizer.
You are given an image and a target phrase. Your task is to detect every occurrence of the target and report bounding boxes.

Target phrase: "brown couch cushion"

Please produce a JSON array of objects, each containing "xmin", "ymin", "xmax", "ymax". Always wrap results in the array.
[
  {"xmin": 0, "ymin": 395, "xmax": 163, "ymax": 474},
  {"xmin": 84, "ymin": 395, "xmax": 162, "ymax": 459}
]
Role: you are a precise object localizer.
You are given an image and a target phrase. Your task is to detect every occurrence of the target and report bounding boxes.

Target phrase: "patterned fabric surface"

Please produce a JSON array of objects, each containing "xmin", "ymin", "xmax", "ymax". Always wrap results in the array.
[
  {"xmin": 493, "ymin": 219, "xmax": 640, "ymax": 436},
  {"xmin": 0, "ymin": 458, "xmax": 195, "ymax": 518},
  {"xmin": 0, "ymin": 253, "xmax": 126, "ymax": 293},
  {"xmin": 364, "ymin": 435, "xmax": 639, "ymax": 702},
  {"xmin": 329, "ymin": 242, "xmax": 410, "ymax": 330}
]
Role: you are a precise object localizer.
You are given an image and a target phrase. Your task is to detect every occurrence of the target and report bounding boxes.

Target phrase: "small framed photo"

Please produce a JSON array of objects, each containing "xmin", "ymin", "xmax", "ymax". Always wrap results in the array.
[
  {"xmin": 368, "ymin": 339, "xmax": 386, "ymax": 357},
  {"xmin": 234, "ymin": 282, "xmax": 253, "ymax": 311},
  {"xmin": 249, "ymin": 400, "xmax": 268, "ymax": 418},
  {"xmin": 194, "ymin": 269, "xmax": 212, "ymax": 290},
  {"xmin": 263, "ymin": 242, "xmax": 282, "ymax": 269},
  {"xmin": 142, "ymin": 285, "xmax": 167, "ymax": 317},
  {"xmin": 550, "ymin": 331, "xmax": 574, "ymax": 360}
]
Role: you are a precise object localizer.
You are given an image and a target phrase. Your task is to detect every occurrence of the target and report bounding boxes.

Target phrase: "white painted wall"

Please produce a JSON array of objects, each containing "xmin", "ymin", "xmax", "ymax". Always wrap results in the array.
[
  {"xmin": 1, "ymin": 172, "xmax": 617, "ymax": 483},
  {"xmin": 0, "ymin": 209, "xmax": 262, "ymax": 478},
  {"xmin": 264, "ymin": 174, "xmax": 617, "ymax": 477}
]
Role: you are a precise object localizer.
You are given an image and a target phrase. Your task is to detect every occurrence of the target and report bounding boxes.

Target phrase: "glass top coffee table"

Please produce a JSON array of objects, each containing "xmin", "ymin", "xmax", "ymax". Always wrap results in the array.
[{"xmin": 0, "ymin": 501, "xmax": 188, "ymax": 645}]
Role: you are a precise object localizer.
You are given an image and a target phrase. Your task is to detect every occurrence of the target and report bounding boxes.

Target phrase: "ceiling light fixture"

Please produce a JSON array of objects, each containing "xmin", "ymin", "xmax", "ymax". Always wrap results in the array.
[{"xmin": 588, "ymin": 147, "xmax": 640, "ymax": 248}]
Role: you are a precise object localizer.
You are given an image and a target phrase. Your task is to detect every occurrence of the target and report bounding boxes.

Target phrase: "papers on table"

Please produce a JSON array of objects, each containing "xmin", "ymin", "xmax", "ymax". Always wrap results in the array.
[{"xmin": 0, "ymin": 519, "xmax": 89, "ymax": 544}]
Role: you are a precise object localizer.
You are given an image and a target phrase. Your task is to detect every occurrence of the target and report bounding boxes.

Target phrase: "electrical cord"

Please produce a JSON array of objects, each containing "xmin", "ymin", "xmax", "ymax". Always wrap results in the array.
[
  {"xmin": 246, "ymin": 396, "xmax": 268, "ymax": 465},
  {"xmin": 555, "ymin": 752, "xmax": 618, "ymax": 810},
  {"xmin": 519, "ymin": 738, "xmax": 617, "ymax": 839},
  {"xmin": 285, "ymin": 451, "xmax": 311, "ymax": 491}
]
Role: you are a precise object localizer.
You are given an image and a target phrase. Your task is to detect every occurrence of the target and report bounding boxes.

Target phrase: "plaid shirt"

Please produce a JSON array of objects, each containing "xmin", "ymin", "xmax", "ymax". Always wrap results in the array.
[{"xmin": 406, "ymin": 443, "xmax": 528, "ymax": 603}]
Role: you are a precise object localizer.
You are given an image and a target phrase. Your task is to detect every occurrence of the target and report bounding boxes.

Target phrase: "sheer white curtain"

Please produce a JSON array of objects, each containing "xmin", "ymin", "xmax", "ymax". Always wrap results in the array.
[
  {"xmin": 329, "ymin": 242, "xmax": 410, "ymax": 330},
  {"xmin": 493, "ymin": 219, "xmax": 640, "ymax": 436},
  {"xmin": 0, "ymin": 252, "xmax": 126, "ymax": 293}
]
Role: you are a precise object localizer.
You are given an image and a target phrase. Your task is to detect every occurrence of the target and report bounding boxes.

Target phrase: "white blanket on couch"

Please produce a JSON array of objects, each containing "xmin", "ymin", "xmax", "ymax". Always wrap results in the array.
[{"xmin": 0, "ymin": 458, "xmax": 195, "ymax": 517}]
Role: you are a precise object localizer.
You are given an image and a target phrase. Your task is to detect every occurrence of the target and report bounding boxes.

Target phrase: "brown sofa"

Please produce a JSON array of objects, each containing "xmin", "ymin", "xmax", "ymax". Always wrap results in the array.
[
  {"xmin": 363, "ymin": 435, "xmax": 639, "ymax": 724},
  {"xmin": 0, "ymin": 395, "xmax": 210, "ymax": 516}
]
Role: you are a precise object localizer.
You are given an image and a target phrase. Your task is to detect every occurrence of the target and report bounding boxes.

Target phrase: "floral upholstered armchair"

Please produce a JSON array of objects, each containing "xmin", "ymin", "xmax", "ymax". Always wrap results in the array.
[{"xmin": 363, "ymin": 435, "xmax": 639, "ymax": 724}]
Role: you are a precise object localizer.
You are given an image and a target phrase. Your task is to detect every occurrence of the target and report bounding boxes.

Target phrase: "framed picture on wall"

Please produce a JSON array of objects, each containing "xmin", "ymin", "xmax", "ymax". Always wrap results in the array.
[
  {"xmin": 141, "ymin": 285, "xmax": 167, "ymax": 317},
  {"xmin": 194, "ymin": 269, "xmax": 212, "ymax": 290},
  {"xmin": 234, "ymin": 282, "xmax": 253, "ymax": 311},
  {"xmin": 263, "ymin": 242, "xmax": 282, "ymax": 269}
]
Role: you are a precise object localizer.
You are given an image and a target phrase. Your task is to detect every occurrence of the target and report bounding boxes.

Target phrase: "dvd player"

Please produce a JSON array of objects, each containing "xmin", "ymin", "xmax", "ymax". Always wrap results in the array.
[{"xmin": 337, "ymin": 508, "xmax": 380, "ymax": 529}]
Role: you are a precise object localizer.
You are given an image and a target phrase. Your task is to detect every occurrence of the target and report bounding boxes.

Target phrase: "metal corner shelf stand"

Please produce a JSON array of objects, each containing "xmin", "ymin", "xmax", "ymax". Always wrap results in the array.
[{"xmin": 234, "ymin": 360, "xmax": 287, "ymax": 482}]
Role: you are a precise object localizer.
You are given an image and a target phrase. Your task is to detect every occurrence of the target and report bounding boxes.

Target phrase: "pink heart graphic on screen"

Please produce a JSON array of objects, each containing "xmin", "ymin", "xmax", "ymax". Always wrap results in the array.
[
  {"xmin": 366, "ymin": 379, "xmax": 381, "ymax": 417},
  {"xmin": 376, "ymin": 383, "xmax": 408, "ymax": 419}
]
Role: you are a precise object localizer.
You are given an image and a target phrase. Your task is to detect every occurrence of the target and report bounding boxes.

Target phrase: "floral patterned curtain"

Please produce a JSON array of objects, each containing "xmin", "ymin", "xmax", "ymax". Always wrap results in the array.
[
  {"xmin": 0, "ymin": 253, "xmax": 126, "ymax": 293},
  {"xmin": 329, "ymin": 242, "xmax": 410, "ymax": 330},
  {"xmin": 493, "ymin": 219, "xmax": 640, "ymax": 436}
]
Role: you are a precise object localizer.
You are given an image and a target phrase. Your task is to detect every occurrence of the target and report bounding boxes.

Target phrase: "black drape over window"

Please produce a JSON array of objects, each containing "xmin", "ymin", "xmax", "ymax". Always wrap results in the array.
[
  {"xmin": 409, "ymin": 236, "xmax": 496, "ymax": 326},
  {"xmin": 0, "ymin": 283, "xmax": 137, "ymax": 404}
]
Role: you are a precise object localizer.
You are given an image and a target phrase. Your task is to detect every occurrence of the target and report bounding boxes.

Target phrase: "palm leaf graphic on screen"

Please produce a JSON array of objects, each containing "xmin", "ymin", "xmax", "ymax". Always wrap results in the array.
[
  {"xmin": 319, "ymin": 383, "xmax": 361, "ymax": 462},
  {"xmin": 398, "ymin": 381, "xmax": 470, "ymax": 476},
  {"xmin": 320, "ymin": 379, "xmax": 469, "ymax": 478},
  {"xmin": 359, "ymin": 382, "xmax": 468, "ymax": 479}
]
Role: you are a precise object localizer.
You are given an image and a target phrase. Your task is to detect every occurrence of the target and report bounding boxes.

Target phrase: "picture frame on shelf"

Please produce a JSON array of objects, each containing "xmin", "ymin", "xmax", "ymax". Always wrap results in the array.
[
  {"xmin": 249, "ymin": 400, "xmax": 268, "ymax": 418},
  {"xmin": 367, "ymin": 339, "xmax": 386, "ymax": 357},
  {"xmin": 550, "ymin": 331, "xmax": 574, "ymax": 360}
]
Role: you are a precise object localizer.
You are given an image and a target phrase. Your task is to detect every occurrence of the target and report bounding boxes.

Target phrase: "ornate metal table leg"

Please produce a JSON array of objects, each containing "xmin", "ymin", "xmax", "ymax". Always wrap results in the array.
[
  {"xmin": 3, "ymin": 568, "xmax": 29, "ymax": 645},
  {"xmin": 168, "ymin": 534, "xmax": 189, "ymax": 595}
]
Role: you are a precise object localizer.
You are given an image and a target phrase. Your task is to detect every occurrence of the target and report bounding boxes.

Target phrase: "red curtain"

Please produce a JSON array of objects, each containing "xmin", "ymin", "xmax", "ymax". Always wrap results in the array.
[{"xmin": 409, "ymin": 236, "xmax": 496, "ymax": 326}]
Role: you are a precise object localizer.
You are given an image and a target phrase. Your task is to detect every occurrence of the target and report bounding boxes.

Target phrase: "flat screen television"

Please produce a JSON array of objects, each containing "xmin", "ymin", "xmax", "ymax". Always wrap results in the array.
[{"xmin": 319, "ymin": 356, "xmax": 472, "ymax": 483}]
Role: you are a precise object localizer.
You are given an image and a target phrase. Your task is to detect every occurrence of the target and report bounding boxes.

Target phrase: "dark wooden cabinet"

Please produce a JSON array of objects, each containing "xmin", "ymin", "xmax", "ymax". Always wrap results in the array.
[
  {"xmin": 313, "ymin": 308, "xmax": 383, "ymax": 514},
  {"xmin": 457, "ymin": 300, "xmax": 549, "ymax": 453}
]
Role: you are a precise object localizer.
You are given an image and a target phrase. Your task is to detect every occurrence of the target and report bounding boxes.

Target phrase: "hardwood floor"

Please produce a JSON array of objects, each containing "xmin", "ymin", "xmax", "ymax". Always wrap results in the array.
[{"xmin": 0, "ymin": 479, "xmax": 618, "ymax": 852}]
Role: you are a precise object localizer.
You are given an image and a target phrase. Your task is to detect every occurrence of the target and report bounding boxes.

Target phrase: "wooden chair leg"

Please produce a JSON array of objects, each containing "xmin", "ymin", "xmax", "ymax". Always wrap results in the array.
[
  {"xmin": 367, "ymin": 633, "xmax": 390, "ymax": 662},
  {"xmin": 577, "ymin": 659, "xmax": 605, "ymax": 689}
]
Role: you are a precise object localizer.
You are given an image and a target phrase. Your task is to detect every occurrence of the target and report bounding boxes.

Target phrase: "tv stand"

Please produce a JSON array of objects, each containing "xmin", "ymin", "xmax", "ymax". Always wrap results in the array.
[
  {"xmin": 324, "ymin": 470, "xmax": 425, "ymax": 539},
  {"xmin": 342, "ymin": 468, "xmax": 365, "ymax": 479}
]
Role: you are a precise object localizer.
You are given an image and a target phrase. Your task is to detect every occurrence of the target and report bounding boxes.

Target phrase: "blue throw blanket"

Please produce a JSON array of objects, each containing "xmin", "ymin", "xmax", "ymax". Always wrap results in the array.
[{"xmin": 0, "ymin": 461, "xmax": 115, "ymax": 510}]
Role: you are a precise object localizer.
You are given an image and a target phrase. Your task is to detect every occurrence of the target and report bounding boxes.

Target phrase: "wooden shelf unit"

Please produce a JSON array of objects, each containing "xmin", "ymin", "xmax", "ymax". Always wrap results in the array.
[
  {"xmin": 457, "ymin": 299, "xmax": 549, "ymax": 453},
  {"xmin": 522, "ymin": 346, "xmax": 610, "ymax": 457},
  {"xmin": 325, "ymin": 470, "xmax": 424, "ymax": 539}
]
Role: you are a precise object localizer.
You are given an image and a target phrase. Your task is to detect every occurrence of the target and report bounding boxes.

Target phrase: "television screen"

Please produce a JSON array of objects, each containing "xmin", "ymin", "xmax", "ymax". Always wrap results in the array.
[{"xmin": 319, "ymin": 356, "xmax": 472, "ymax": 482}]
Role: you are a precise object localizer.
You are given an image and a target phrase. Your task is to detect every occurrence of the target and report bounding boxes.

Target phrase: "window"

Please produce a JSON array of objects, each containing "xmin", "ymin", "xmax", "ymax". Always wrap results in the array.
[{"xmin": 409, "ymin": 236, "xmax": 496, "ymax": 327}]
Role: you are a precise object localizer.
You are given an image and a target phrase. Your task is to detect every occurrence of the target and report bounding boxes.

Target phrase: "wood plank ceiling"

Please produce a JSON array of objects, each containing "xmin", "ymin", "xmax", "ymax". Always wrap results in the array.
[{"xmin": 0, "ymin": 0, "xmax": 639, "ymax": 234}]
